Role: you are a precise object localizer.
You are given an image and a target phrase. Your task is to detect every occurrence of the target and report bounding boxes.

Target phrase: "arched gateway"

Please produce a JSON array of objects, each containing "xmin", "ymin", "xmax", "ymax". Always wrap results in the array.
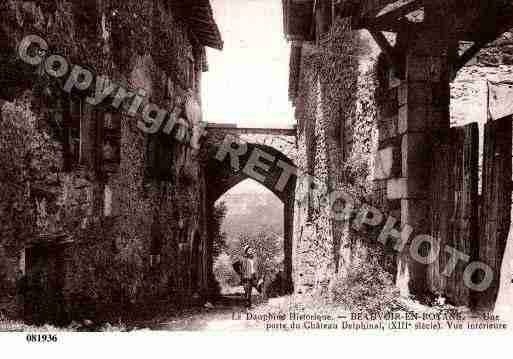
[{"xmin": 204, "ymin": 125, "xmax": 297, "ymax": 293}]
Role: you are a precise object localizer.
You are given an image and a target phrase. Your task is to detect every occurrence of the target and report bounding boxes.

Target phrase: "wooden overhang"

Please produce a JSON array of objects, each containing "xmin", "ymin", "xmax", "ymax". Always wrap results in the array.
[
  {"xmin": 170, "ymin": 0, "xmax": 224, "ymax": 50},
  {"xmin": 283, "ymin": 0, "xmax": 513, "ymax": 103},
  {"xmin": 283, "ymin": 0, "xmax": 316, "ymax": 41},
  {"xmin": 333, "ymin": 0, "xmax": 513, "ymax": 76},
  {"xmin": 335, "ymin": 0, "xmax": 513, "ymax": 40},
  {"xmin": 283, "ymin": 0, "xmax": 326, "ymax": 100}
]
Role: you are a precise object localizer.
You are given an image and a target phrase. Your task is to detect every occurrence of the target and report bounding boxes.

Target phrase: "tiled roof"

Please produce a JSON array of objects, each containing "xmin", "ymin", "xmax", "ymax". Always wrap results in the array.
[{"xmin": 170, "ymin": 0, "xmax": 223, "ymax": 50}]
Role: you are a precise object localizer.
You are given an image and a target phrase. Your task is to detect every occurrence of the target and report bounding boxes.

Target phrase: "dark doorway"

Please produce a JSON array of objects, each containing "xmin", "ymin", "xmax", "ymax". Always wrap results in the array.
[
  {"xmin": 24, "ymin": 237, "xmax": 70, "ymax": 325},
  {"xmin": 190, "ymin": 231, "xmax": 203, "ymax": 295}
]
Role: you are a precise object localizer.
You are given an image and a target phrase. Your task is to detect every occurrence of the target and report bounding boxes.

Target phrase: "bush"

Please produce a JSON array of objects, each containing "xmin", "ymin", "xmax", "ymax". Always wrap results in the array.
[
  {"xmin": 262, "ymin": 271, "xmax": 288, "ymax": 299},
  {"xmin": 63, "ymin": 239, "xmax": 145, "ymax": 323},
  {"xmin": 213, "ymin": 253, "xmax": 240, "ymax": 289},
  {"xmin": 330, "ymin": 251, "xmax": 399, "ymax": 313},
  {"xmin": 227, "ymin": 231, "xmax": 283, "ymax": 279}
]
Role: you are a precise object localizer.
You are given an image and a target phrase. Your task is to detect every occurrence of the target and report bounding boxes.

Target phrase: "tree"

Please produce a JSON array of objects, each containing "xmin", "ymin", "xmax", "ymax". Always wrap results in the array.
[
  {"xmin": 213, "ymin": 253, "xmax": 240, "ymax": 288},
  {"xmin": 208, "ymin": 201, "xmax": 228, "ymax": 261},
  {"xmin": 227, "ymin": 230, "xmax": 283, "ymax": 278},
  {"xmin": 207, "ymin": 202, "xmax": 228, "ymax": 297}
]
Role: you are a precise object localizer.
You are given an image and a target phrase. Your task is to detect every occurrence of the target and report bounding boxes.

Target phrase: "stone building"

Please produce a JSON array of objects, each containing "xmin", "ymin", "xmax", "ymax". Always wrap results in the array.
[
  {"xmin": 0, "ymin": 0, "xmax": 222, "ymax": 323},
  {"xmin": 284, "ymin": 0, "xmax": 513, "ymax": 309},
  {"xmin": 284, "ymin": 0, "xmax": 380, "ymax": 295}
]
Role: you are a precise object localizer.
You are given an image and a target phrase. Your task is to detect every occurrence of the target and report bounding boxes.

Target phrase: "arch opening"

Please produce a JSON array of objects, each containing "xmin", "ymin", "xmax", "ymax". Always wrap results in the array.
[
  {"xmin": 206, "ymin": 141, "xmax": 297, "ymax": 205},
  {"xmin": 210, "ymin": 179, "xmax": 292, "ymax": 301},
  {"xmin": 199, "ymin": 0, "xmax": 298, "ymax": 304}
]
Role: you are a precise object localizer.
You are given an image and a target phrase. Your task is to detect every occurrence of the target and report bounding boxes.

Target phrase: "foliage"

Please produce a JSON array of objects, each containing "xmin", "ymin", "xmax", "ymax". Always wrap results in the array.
[
  {"xmin": 66, "ymin": 242, "xmax": 144, "ymax": 323},
  {"xmin": 0, "ymin": 97, "xmax": 57, "ymax": 285},
  {"xmin": 213, "ymin": 229, "xmax": 284, "ymax": 290},
  {"xmin": 0, "ymin": 312, "xmax": 65, "ymax": 332},
  {"xmin": 209, "ymin": 202, "xmax": 228, "ymax": 261},
  {"xmin": 227, "ymin": 230, "xmax": 283, "ymax": 278},
  {"xmin": 341, "ymin": 155, "xmax": 372, "ymax": 196},
  {"xmin": 330, "ymin": 248, "xmax": 399, "ymax": 313},
  {"xmin": 213, "ymin": 253, "xmax": 240, "ymax": 288},
  {"xmin": 206, "ymin": 202, "xmax": 228, "ymax": 297}
]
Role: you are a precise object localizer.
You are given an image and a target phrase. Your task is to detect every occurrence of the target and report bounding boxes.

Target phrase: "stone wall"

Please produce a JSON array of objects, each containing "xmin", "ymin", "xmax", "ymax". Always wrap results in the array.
[
  {"xmin": 0, "ymin": 0, "xmax": 211, "ymax": 322},
  {"xmin": 291, "ymin": 19, "xmax": 379, "ymax": 295},
  {"xmin": 291, "ymin": 13, "xmax": 513, "ymax": 302},
  {"xmin": 372, "ymin": 27, "xmax": 513, "ymax": 302},
  {"xmin": 372, "ymin": 30, "xmax": 513, "ymax": 179}
]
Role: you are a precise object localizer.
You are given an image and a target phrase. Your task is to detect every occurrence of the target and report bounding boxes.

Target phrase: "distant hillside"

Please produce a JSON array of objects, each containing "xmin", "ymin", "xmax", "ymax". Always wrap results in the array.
[{"xmin": 217, "ymin": 180, "xmax": 284, "ymax": 241}]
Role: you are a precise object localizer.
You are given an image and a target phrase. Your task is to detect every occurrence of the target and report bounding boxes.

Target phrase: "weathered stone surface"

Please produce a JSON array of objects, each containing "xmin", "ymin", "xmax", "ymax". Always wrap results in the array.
[
  {"xmin": 401, "ymin": 133, "xmax": 432, "ymax": 176},
  {"xmin": 374, "ymin": 146, "xmax": 399, "ymax": 180},
  {"xmin": 0, "ymin": 0, "xmax": 215, "ymax": 321},
  {"xmin": 291, "ymin": 20, "xmax": 379, "ymax": 293},
  {"xmin": 398, "ymin": 82, "xmax": 434, "ymax": 106},
  {"xmin": 378, "ymin": 115, "xmax": 398, "ymax": 142},
  {"xmin": 386, "ymin": 176, "xmax": 429, "ymax": 200},
  {"xmin": 398, "ymin": 105, "xmax": 429, "ymax": 134}
]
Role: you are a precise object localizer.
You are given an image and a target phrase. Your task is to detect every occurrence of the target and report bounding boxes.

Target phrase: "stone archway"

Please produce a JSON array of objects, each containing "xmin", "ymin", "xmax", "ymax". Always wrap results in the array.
[{"xmin": 204, "ymin": 136, "xmax": 297, "ymax": 294}]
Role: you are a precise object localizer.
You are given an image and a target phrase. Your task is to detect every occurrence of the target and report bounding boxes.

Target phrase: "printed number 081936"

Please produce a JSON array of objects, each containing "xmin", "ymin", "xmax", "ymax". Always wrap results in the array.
[{"xmin": 26, "ymin": 334, "xmax": 58, "ymax": 343}]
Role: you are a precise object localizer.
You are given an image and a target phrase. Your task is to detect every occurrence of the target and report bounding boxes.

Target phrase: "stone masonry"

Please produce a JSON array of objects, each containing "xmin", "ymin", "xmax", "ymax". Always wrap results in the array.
[
  {"xmin": 0, "ymin": 0, "xmax": 221, "ymax": 323},
  {"xmin": 286, "ymin": 1, "xmax": 513, "ymax": 310},
  {"xmin": 204, "ymin": 125, "xmax": 298, "ymax": 293},
  {"xmin": 290, "ymin": 17, "xmax": 379, "ymax": 295}
]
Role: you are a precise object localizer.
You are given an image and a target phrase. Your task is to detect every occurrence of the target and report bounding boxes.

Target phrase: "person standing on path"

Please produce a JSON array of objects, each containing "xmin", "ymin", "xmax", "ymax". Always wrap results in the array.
[{"xmin": 241, "ymin": 245, "xmax": 258, "ymax": 308}]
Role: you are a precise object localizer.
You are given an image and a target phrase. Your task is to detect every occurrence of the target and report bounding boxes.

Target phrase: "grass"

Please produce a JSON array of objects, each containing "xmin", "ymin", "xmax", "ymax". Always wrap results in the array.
[
  {"xmin": 0, "ymin": 314, "xmax": 64, "ymax": 332},
  {"xmin": 0, "ymin": 313, "xmax": 134, "ymax": 332}
]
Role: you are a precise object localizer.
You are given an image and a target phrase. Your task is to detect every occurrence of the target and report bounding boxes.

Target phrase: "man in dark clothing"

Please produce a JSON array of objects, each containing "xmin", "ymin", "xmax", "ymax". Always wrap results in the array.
[{"xmin": 240, "ymin": 245, "xmax": 258, "ymax": 308}]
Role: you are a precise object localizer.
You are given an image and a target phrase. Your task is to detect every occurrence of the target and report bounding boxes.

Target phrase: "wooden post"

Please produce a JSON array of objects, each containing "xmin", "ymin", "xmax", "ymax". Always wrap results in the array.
[
  {"xmin": 474, "ymin": 115, "xmax": 512, "ymax": 310},
  {"xmin": 427, "ymin": 123, "xmax": 479, "ymax": 306}
]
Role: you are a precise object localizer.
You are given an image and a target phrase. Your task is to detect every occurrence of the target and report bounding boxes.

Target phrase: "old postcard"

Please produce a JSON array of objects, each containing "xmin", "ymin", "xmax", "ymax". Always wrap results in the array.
[{"xmin": 1, "ymin": 0, "xmax": 513, "ymax": 347}]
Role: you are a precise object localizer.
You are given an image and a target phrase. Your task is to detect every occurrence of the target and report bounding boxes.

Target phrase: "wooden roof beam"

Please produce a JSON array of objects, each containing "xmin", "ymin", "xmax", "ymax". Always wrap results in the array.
[
  {"xmin": 356, "ymin": 0, "xmax": 424, "ymax": 30},
  {"xmin": 453, "ymin": 41, "xmax": 483, "ymax": 77},
  {"xmin": 372, "ymin": 0, "xmax": 423, "ymax": 27},
  {"xmin": 369, "ymin": 29, "xmax": 405, "ymax": 78},
  {"xmin": 335, "ymin": 0, "xmax": 401, "ymax": 20}
]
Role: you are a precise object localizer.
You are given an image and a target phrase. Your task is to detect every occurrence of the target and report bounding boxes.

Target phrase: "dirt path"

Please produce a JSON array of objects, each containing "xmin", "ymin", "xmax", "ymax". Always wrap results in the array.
[
  {"xmin": 140, "ymin": 292, "xmax": 271, "ymax": 331},
  {"xmin": 149, "ymin": 307, "xmax": 252, "ymax": 331},
  {"xmin": 137, "ymin": 289, "xmax": 344, "ymax": 332},
  {"xmin": 135, "ymin": 285, "xmax": 513, "ymax": 332}
]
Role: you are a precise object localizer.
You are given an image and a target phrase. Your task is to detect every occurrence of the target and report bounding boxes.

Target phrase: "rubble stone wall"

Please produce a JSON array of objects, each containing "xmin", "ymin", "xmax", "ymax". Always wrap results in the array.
[
  {"xmin": 292, "ymin": 19, "xmax": 378, "ymax": 295},
  {"xmin": 0, "ymin": 0, "xmax": 210, "ymax": 322},
  {"xmin": 291, "ymin": 16, "xmax": 513, "ymax": 299},
  {"xmin": 372, "ymin": 28, "xmax": 513, "ymax": 302}
]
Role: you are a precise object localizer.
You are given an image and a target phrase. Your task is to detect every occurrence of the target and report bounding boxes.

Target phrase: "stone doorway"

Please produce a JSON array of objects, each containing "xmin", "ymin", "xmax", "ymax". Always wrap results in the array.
[
  {"xmin": 190, "ymin": 230, "xmax": 204, "ymax": 297},
  {"xmin": 23, "ymin": 236, "xmax": 71, "ymax": 325}
]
